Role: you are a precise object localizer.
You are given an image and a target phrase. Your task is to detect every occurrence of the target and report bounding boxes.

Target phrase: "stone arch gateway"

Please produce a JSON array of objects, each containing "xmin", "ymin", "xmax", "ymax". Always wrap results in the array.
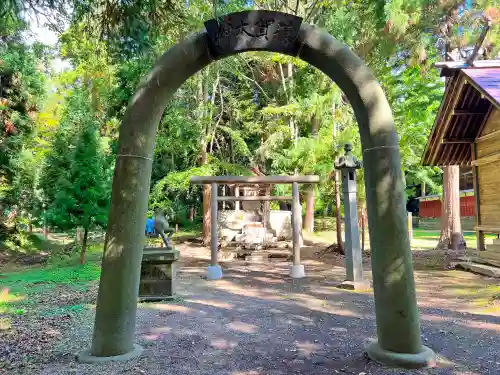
[{"xmin": 79, "ymin": 11, "xmax": 435, "ymax": 369}]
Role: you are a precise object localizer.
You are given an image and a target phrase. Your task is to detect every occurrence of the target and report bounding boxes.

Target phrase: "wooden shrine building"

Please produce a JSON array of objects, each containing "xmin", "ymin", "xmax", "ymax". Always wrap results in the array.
[{"xmin": 422, "ymin": 62, "xmax": 500, "ymax": 263}]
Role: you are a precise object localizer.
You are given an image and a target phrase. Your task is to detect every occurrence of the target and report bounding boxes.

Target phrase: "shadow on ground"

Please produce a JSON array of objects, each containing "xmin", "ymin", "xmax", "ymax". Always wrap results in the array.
[{"xmin": 38, "ymin": 243, "xmax": 500, "ymax": 375}]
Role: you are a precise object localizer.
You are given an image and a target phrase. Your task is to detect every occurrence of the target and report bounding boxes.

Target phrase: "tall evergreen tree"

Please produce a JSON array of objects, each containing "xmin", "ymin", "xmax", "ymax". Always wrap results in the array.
[{"xmin": 45, "ymin": 88, "xmax": 110, "ymax": 262}]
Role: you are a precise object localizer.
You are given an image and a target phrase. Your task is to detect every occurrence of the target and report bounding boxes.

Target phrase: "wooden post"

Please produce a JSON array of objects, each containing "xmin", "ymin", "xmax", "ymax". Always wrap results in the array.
[
  {"xmin": 408, "ymin": 212, "xmax": 413, "ymax": 244},
  {"xmin": 202, "ymin": 184, "xmax": 211, "ymax": 244},
  {"xmin": 207, "ymin": 182, "xmax": 222, "ymax": 280},
  {"xmin": 235, "ymin": 186, "xmax": 240, "ymax": 211},
  {"xmin": 264, "ymin": 185, "xmax": 271, "ymax": 229},
  {"xmin": 290, "ymin": 182, "xmax": 305, "ymax": 278},
  {"xmin": 472, "ymin": 143, "xmax": 484, "ymax": 253},
  {"xmin": 304, "ymin": 185, "xmax": 315, "ymax": 233},
  {"xmin": 210, "ymin": 182, "xmax": 218, "ymax": 266},
  {"xmin": 222, "ymin": 185, "xmax": 226, "ymax": 210}
]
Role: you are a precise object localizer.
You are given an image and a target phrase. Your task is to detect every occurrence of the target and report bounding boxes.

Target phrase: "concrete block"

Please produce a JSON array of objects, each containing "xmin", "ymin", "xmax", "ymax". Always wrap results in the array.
[
  {"xmin": 220, "ymin": 228, "xmax": 238, "ymax": 242},
  {"xmin": 290, "ymin": 264, "xmax": 305, "ymax": 278},
  {"xmin": 139, "ymin": 248, "xmax": 179, "ymax": 301},
  {"xmin": 207, "ymin": 265, "xmax": 223, "ymax": 280},
  {"xmin": 456, "ymin": 262, "xmax": 500, "ymax": 278}
]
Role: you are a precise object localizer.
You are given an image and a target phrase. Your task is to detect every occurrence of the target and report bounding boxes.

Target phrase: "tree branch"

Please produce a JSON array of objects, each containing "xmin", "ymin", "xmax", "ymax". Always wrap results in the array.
[
  {"xmin": 304, "ymin": 0, "xmax": 319, "ymax": 23},
  {"xmin": 278, "ymin": 63, "xmax": 289, "ymax": 102}
]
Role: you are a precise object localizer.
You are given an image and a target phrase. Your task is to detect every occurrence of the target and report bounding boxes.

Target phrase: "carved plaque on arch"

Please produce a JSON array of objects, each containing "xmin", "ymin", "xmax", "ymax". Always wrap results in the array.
[{"xmin": 204, "ymin": 11, "xmax": 303, "ymax": 58}]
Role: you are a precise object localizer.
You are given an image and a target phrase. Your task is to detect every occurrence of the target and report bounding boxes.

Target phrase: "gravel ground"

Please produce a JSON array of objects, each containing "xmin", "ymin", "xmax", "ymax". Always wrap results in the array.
[{"xmin": 27, "ymin": 244, "xmax": 500, "ymax": 375}]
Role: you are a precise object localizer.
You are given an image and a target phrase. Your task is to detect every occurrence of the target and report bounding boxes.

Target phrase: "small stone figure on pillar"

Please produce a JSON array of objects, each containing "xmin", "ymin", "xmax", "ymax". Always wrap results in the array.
[
  {"xmin": 335, "ymin": 143, "xmax": 369, "ymax": 290},
  {"xmin": 154, "ymin": 209, "xmax": 174, "ymax": 249}
]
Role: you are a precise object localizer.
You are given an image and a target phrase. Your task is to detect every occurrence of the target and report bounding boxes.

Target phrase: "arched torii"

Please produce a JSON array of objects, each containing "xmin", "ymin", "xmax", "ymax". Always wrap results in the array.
[{"xmin": 78, "ymin": 11, "xmax": 435, "ymax": 369}]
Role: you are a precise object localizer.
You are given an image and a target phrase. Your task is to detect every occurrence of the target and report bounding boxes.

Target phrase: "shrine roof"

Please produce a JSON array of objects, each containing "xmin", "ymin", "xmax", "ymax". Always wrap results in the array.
[{"xmin": 421, "ymin": 67, "xmax": 500, "ymax": 166}]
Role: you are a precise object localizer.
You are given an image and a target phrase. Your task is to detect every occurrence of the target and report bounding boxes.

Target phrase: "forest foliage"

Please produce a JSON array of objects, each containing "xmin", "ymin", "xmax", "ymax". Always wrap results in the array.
[{"xmin": 1, "ymin": 0, "xmax": 499, "ymax": 237}]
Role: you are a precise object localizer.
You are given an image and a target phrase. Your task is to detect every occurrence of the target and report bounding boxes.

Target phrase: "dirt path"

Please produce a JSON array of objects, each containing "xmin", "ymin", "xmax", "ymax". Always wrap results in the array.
[{"xmin": 32, "ymin": 242, "xmax": 500, "ymax": 375}]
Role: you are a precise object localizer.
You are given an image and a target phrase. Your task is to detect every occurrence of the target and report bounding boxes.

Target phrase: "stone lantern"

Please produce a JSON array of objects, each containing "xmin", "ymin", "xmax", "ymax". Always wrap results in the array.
[{"xmin": 335, "ymin": 143, "xmax": 369, "ymax": 290}]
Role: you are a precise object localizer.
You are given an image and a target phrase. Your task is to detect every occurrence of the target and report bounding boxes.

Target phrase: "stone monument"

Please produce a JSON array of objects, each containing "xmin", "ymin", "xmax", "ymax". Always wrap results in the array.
[
  {"xmin": 335, "ymin": 143, "xmax": 369, "ymax": 290},
  {"xmin": 139, "ymin": 209, "xmax": 179, "ymax": 301}
]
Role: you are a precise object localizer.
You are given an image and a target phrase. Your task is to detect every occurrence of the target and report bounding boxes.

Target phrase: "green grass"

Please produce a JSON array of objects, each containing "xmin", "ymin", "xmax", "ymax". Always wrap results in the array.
[
  {"xmin": 173, "ymin": 228, "xmax": 201, "ymax": 238},
  {"xmin": 0, "ymin": 261, "xmax": 101, "ymax": 315},
  {"xmin": 0, "ymin": 226, "xmax": 201, "ymax": 319},
  {"xmin": 0, "ymin": 226, "xmax": 200, "ymax": 318},
  {"xmin": 0, "ymin": 232, "xmax": 55, "ymax": 253},
  {"xmin": 312, "ymin": 229, "xmax": 497, "ymax": 244},
  {"xmin": 0, "ymin": 241, "xmax": 103, "ymax": 317},
  {"xmin": 412, "ymin": 229, "xmax": 497, "ymax": 241}
]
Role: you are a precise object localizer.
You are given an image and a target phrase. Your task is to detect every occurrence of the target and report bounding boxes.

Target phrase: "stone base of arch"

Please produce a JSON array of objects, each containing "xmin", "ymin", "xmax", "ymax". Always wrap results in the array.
[
  {"xmin": 77, "ymin": 344, "xmax": 143, "ymax": 364},
  {"xmin": 366, "ymin": 342, "xmax": 436, "ymax": 369}
]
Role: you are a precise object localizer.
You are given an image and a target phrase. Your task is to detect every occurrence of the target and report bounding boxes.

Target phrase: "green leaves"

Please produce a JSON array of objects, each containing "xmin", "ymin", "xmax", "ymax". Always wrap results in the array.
[{"xmin": 39, "ymin": 87, "xmax": 111, "ymax": 231}]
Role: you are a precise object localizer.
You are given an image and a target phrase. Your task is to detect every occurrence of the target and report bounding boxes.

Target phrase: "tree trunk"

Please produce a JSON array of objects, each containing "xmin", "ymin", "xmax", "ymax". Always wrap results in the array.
[
  {"xmin": 80, "ymin": 227, "xmax": 88, "ymax": 264},
  {"xmin": 438, "ymin": 166, "xmax": 466, "ymax": 265},
  {"xmin": 202, "ymin": 184, "xmax": 211, "ymax": 245},
  {"xmin": 198, "ymin": 72, "xmax": 211, "ymax": 245},
  {"xmin": 189, "ymin": 206, "xmax": 194, "ymax": 222},
  {"xmin": 76, "ymin": 226, "xmax": 84, "ymax": 244},
  {"xmin": 28, "ymin": 218, "xmax": 32, "ymax": 233},
  {"xmin": 311, "ymin": 114, "xmax": 319, "ymax": 136},
  {"xmin": 334, "ymin": 170, "xmax": 344, "ymax": 254},
  {"xmin": 304, "ymin": 187, "xmax": 315, "ymax": 233},
  {"xmin": 200, "ymin": 137, "xmax": 210, "ymax": 244},
  {"xmin": 360, "ymin": 204, "xmax": 366, "ymax": 252},
  {"xmin": 304, "ymin": 115, "xmax": 319, "ymax": 234}
]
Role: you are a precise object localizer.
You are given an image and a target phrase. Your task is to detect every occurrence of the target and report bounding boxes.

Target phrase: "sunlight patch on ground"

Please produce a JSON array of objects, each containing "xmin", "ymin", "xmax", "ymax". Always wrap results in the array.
[
  {"xmin": 186, "ymin": 299, "xmax": 234, "ymax": 309},
  {"xmin": 143, "ymin": 303, "xmax": 195, "ymax": 314},
  {"xmin": 211, "ymin": 337, "xmax": 238, "ymax": 349},
  {"xmin": 142, "ymin": 326, "xmax": 172, "ymax": 340},
  {"xmin": 212, "ymin": 280, "xmax": 276, "ymax": 300},
  {"xmin": 296, "ymin": 340, "xmax": 323, "ymax": 356},
  {"xmin": 252, "ymin": 276, "xmax": 285, "ymax": 284},
  {"xmin": 226, "ymin": 321, "xmax": 259, "ymax": 334},
  {"xmin": 0, "ymin": 317, "xmax": 12, "ymax": 330},
  {"xmin": 284, "ymin": 293, "xmax": 364, "ymax": 318},
  {"xmin": 461, "ymin": 320, "xmax": 500, "ymax": 333}
]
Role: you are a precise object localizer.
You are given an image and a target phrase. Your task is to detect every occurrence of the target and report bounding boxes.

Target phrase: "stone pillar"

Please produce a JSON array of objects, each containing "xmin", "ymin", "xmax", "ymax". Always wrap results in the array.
[
  {"xmin": 290, "ymin": 182, "xmax": 305, "ymax": 278},
  {"xmin": 207, "ymin": 182, "xmax": 222, "ymax": 280},
  {"xmin": 335, "ymin": 144, "xmax": 368, "ymax": 290},
  {"xmin": 235, "ymin": 186, "xmax": 240, "ymax": 212},
  {"xmin": 362, "ymin": 145, "xmax": 434, "ymax": 368},
  {"xmin": 78, "ymin": 153, "xmax": 151, "ymax": 363},
  {"xmin": 264, "ymin": 186, "xmax": 271, "ymax": 229}
]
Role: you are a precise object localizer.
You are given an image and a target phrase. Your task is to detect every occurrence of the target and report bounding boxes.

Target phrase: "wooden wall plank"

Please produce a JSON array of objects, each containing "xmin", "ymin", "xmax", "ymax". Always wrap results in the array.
[
  {"xmin": 480, "ymin": 109, "xmax": 500, "ymax": 136},
  {"xmin": 477, "ymin": 136, "xmax": 500, "ymax": 158},
  {"xmin": 478, "ymin": 157, "xmax": 500, "ymax": 227}
]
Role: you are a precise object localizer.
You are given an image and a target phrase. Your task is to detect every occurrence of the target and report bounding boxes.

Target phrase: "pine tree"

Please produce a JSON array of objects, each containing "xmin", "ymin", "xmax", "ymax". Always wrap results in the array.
[
  {"xmin": 69, "ymin": 118, "xmax": 109, "ymax": 263},
  {"xmin": 45, "ymin": 88, "xmax": 111, "ymax": 263}
]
